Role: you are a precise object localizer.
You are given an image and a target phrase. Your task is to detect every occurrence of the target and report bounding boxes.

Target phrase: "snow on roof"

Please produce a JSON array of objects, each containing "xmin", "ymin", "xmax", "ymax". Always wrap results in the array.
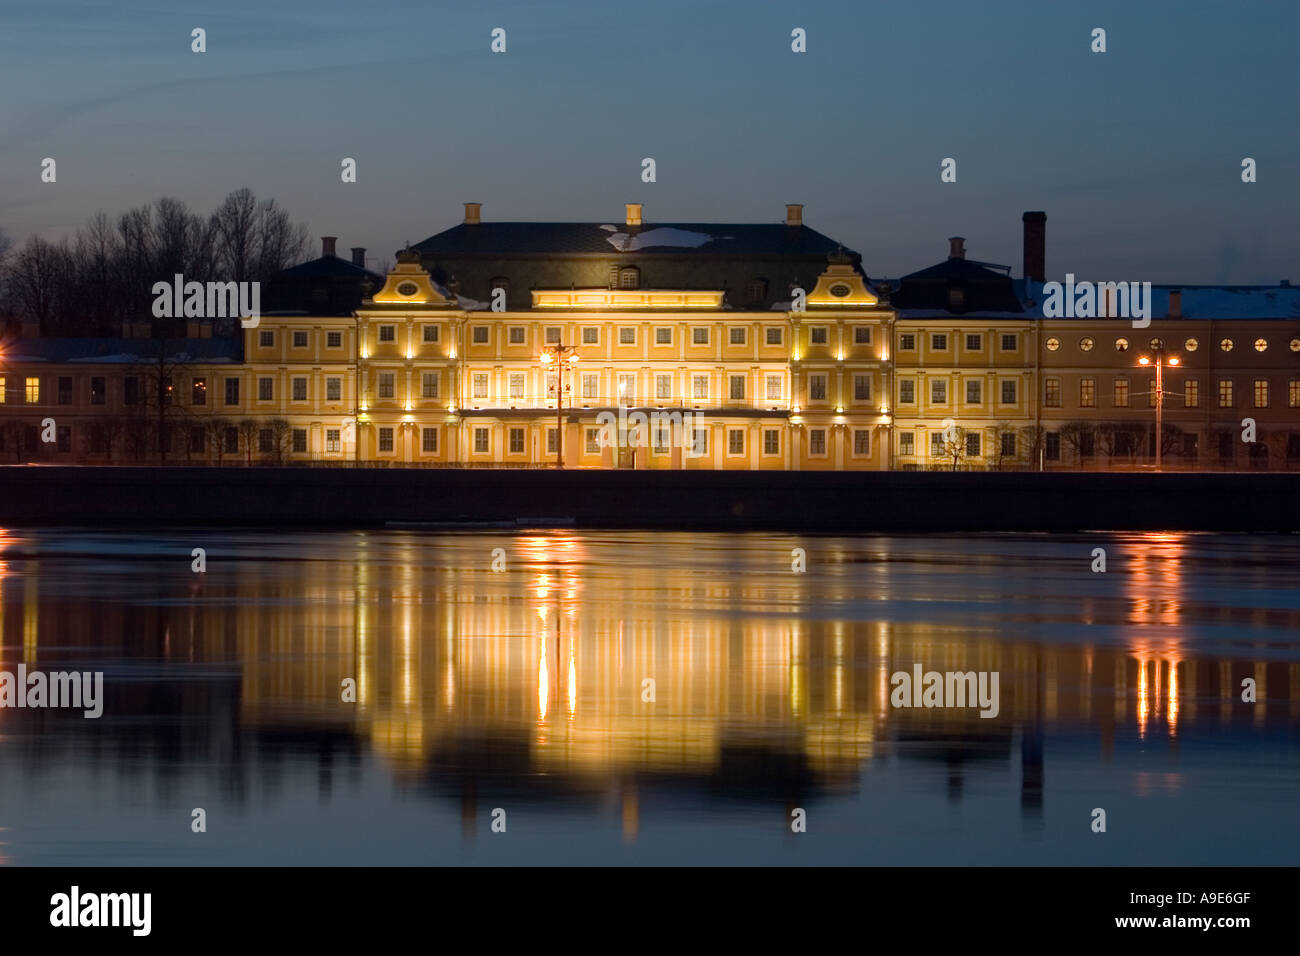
[{"xmin": 604, "ymin": 227, "xmax": 715, "ymax": 252}]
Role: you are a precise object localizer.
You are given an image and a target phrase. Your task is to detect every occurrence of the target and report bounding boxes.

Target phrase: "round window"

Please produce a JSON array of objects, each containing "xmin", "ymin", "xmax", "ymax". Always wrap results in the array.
[
  {"xmin": 1184, "ymin": 337, "xmax": 1198, "ymax": 352},
  {"xmin": 1079, "ymin": 336, "xmax": 1094, "ymax": 351},
  {"xmin": 396, "ymin": 281, "xmax": 419, "ymax": 297},
  {"xmin": 1115, "ymin": 337, "xmax": 1129, "ymax": 352},
  {"xmin": 1290, "ymin": 338, "xmax": 1300, "ymax": 352},
  {"xmin": 1045, "ymin": 336, "xmax": 1060, "ymax": 351},
  {"xmin": 1148, "ymin": 337, "xmax": 1164, "ymax": 350},
  {"xmin": 830, "ymin": 284, "xmax": 851, "ymax": 298},
  {"xmin": 1254, "ymin": 337, "xmax": 1268, "ymax": 352},
  {"xmin": 1220, "ymin": 338, "xmax": 1234, "ymax": 352}
]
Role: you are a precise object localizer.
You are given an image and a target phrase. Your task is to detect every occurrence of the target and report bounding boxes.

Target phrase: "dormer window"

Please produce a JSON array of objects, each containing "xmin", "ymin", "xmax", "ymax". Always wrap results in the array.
[
  {"xmin": 619, "ymin": 267, "xmax": 640, "ymax": 290},
  {"xmin": 948, "ymin": 287, "xmax": 965, "ymax": 310},
  {"xmin": 490, "ymin": 276, "xmax": 509, "ymax": 294},
  {"xmin": 747, "ymin": 278, "xmax": 768, "ymax": 304}
]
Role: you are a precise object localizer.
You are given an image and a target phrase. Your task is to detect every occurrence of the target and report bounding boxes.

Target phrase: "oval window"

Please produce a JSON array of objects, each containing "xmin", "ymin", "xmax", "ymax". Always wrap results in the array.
[
  {"xmin": 1184, "ymin": 337, "xmax": 1198, "ymax": 352},
  {"xmin": 830, "ymin": 284, "xmax": 851, "ymax": 298},
  {"xmin": 396, "ymin": 281, "xmax": 419, "ymax": 297},
  {"xmin": 1254, "ymin": 338, "xmax": 1268, "ymax": 352},
  {"xmin": 1115, "ymin": 337, "xmax": 1129, "ymax": 352},
  {"xmin": 1079, "ymin": 336, "xmax": 1094, "ymax": 351},
  {"xmin": 1045, "ymin": 336, "xmax": 1060, "ymax": 351},
  {"xmin": 1220, "ymin": 338, "xmax": 1234, "ymax": 352}
]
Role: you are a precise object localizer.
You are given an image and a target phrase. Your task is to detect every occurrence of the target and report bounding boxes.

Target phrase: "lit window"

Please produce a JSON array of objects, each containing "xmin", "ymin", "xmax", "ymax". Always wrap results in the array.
[
  {"xmin": 585, "ymin": 428, "xmax": 601, "ymax": 454},
  {"xmin": 378, "ymin": 428, "xmax": 394, "ymax": 453},
  {"xmin": 1149, "ymin": 337, "xmax": 1164, "ymax": 350},
  {"xmin": 1044, "ymin": 377, "xmax": 1061, "ymax": 407},
  {"xmin": 1184, "ymin": 379, "xmax": 1199, "ymax": 407},
  {"xmin": 582, "ymin": 373, "xmax": 598, "ymax": 399},
  {"xmin": 509, "ymin": 373, "xmax": 524, "ymax": 400},
  {"xmin": 1254, "ymin": 379, "xmax": 1269, "ymax": 407},
  {"xmin": 1115, "ymin": 337, "xmax": 1129, "ymax": 352},
  {"xmin": 509, "ymin": 428, "xmax": 525, "ymax": 454},
  {"xmin": 809, "ymin": 429, "xmax": 826, "ymax": 455},
  {"xmin": 1291, "ymin": 338, "xmax": 1300, "ymax": 353},
  {"xmin": 1218, "ymin": 379, "xmax": 1234, "ymax": 407},
  {"xmin": 1220, "ymin": 338, "xmax": 1234, "ymax": 352},
  {"xmin": 472, "ymin": 373, "xmax": 488, "ymax": 399},
  {"xmin": 1254, "ymin": 338, "xmax": 1268, "ymax": 352},
  {"xmin": 899, "ymin": 432, "xmax": 915, "ymax": 456},
  {"xmin": 854, "ymin": 430, "xmax": 871, "ymax": 455},
  {"xmin": 422, "ymin": 428, "xmax": 438, "ymax": 453},
  {"xmin": 1079, "ymin": 336, "xmax": 1094, "ymax": 351},
  {"xmin": 545, "ymin": 327, "xmax": 561, "ymax": 344},
  {"xmin": 1114, "ymin": 379, "xmax": 1129, "ymax": 407},
  {"xmin": 1291, "ymin": 379, "xmax": 1300, "ymax": 408},
  {"xmin": 618, "ymin": 373, "xmax": 636, "ymax": 403},
  {"xmin": 326, "ymin": 429, "xmax": 341, "ymax": 452},
  {"xmin": 764, "ymin": 430, "xmax": 779, "ymax": 455},
  {"xmin": 656, "ymin": 374, "xmax": 672, "ymax": 399},
  {"xmin": 1045, "ymin": 336, "xmax": 1060, "ymax": 351},
  {"xmin": 766, "ymin": 374, "xmax": 783, "ymax": 401},
  {"xmin": 619, "ymin": 267, "xmax": 639, "ymax": 290},
  {"xmin": 1080, "ymin": 377, "xmax": 1096, "ymax": 408},
  {"xmin": 1184, "ymin": 337, "xmax": 1198, "ymax": 351},
  {"xmin": 728, "ymin": 429, "xmax": 744, "ymax": 455},
  {"xmin": 508, "ymin": 326, "xmax": 525, "ymax": 344},
  {"xmin": 474, "ymin": 427, "xmax": 489, "ymax": 454},
  {"xmin": 692, "ymin": 375, "xmax": 708, "ymax": 400}
]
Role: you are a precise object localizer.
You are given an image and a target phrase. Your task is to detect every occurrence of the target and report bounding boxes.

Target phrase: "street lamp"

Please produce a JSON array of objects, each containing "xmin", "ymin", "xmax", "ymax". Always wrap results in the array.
[
  {"xmin": 1138, "ymin": 345, "xmax": 1179, "ymax": 471},
  {"xmin": 540, "ymin": 344, "xmax": 579, "ymax": 468}
]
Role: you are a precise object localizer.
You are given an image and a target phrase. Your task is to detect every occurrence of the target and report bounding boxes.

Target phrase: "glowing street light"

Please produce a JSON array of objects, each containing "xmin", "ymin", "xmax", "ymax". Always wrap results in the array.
[
  {"xmin": 540, "ymin": 344, "xmax": 579, "ymax": 468},
  {"xmin": 1138, "ymin": 346, "xmax": 1179, "ymax": 471}
]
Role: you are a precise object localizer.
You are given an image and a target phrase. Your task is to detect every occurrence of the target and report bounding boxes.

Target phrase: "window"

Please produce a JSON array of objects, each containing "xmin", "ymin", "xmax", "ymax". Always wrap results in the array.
[
  {"xmin": 655, "ymin": 327, "xmax": 672, "ymax": 345},
  {"xmin": 854, "ymin": 430, "xmax": 871, "ymax": 455},
  {"xmin": 1254, "ymin": 338, "xmax": 1268, "ymax": 352},
  {"xmin": 1080, "ymin": 336, "xmax": 1094, "ymax": 351},
  {"xmin": 545, "ymin": 327, "xmax": 561, "ymax": 345},
  {"xmin": 854, "ymin": 326, "xmax": 872, "ymax": 345},
  {"xmin": 656, "ymin": 374, "xmax": 672, "ymax": 400},
  {"xmin": 855, "ymin": 375, "xmax": 872, "ymax": 401},
  {"xmin": 809, "ymin": 429, "xmax": 826, "ymax": 455},
  {"xmin": 810, "ymin": 374, "xmax": 827, "ymax": 401},
  {"xmin": 930, "ymin": 432, "xmax": 945, "ymax": 457},
  {"xmin": 582, "ymin": 373, "xmax": 599, "ymax": 399},
  {"xmin": 1114, "ymin": 378, "xmax": 1130, "ymax": 408},
  {"xmin": 292, "ymin": 377, "xmax": 308, "ymax": 402},
  {"xmin": 1218, "ymin": 379, "xmax": 1234, "ymax": 408},
  {"xmin": 652, "ymin": 426, "xmax": 668, "ymax": 454},
  {"xmin": 729, "ymin": 327, "xmax": 746, "ymax": 346},
  {"xmin": 0, "ymin": 375, "xmax": 5, "ymax": 403},
  {"xmin": 376, "ymin": 325, "xmax": 395, "ymax": 344},
  {"xmin": 56, "ymin": 425, "xmax": 71, "ymax": 453},
  {"xmin": 692, "ymin": 327, "xmax": 709, "ymax": 346},
  {"xmin": 1115, "ymin": 337, "xmax": 1129, "ymax": 352},
  {"xmin": 472, "ymin": 373, "xmax": 487, "ymax": 400},
  {"xmin": 1080, "ymin": 377, "xmax": 1096, "ymax": 408},
  {"xmin": 292, "ymin": 429, "xmax": 307, "ymax": 453},
  {"xmin": 1181, "ymin": 379, "xmax": 1198, "ymax": 408},
  {"xmin": 189, "ymin": 376, "xmax": 205, "ymax": 406},
  {"xmin": 1045, "ymin": 433, "xmax": 1060, "ymax": 461},
  {"xmin": 764, "ymin": 430, "xmax": 779, "ymax": 455},
  {"xmin": 930, "ymin": 379, "xmax": 947, "ymax": 404},
  {"xmin": 1045, "ymin": 336, "xmax": 1060, "ymax": 352},
  {"xmin": 508, "ymin": 326, "xmax": 525, "ymax": 345},
  {"xmin": 378, "ymin": 373, "xmax": 395, "ymax": 399},
  {"xmin": 585, "ymin": 428, "xmax": 601, "ymax": 454},
  {"xmin": 899, "ymin": 380, "xmax": 915, "ymax": 404},
  {"xmin": 692, "ymin": 428, "xmax": 708, "ymax": 455},
  {"xmin": 509, "ymin": 428, "xmax": 525, "ymax": 454},
  {"xmin": 931, "ymin": 333, "xmax": 947, "ymax": 351},
  {"xmin": 965, "ymin": 379, "xmax": 981, "ymax": 404},
  {"xmin": 327, "ymin": 377, "xmax": 342, "ymax": 401},
  {"xmin": 900, "ymin": 432, "xmax": 915, "ymax": 456},
  {"xmin": 471, "ymin": 326, "xmax": 489, "ymax": 344},
  {"xmin": 328, "ymin": 331, "xmax": 344, "ymax": 348},
  {"xmin": 419, "ymin": 373, "xmax": 436, "ymax": 399},
  {"xmin": 692, "ymin": 374, "xmax": 708, "ymax": 400},
  {"xmin": 965, "ymin": 333, "xmax": 982, "ymax": 351},
  {"xmin": 223, "ymin": 428, "xmax": 239, "ymax": 455},
  {"xmin": 1254, "ymin": 379, "xmax": 1269, "ymax": 408},
  {"xmin": 1000, "ymin": 334, "xmax": 1017, "ymax": 351},
  {"xmin": 293, "ymin": 331, "xmax": 308, "ymax": 348},
  {"xmin": 619, "ymin": 327, "xmax": 636, "ymax": 345},
  {"xmin": 1000, "ymin": 379, "xmax": 1017, "ymax": 405},
  {"xmin": 965, "ymin": 433, "xmax": 981, "ymax": 457},
  {"xmin": 618, "ymin": 373, "xmax": 636, "ymax": 403},
  {"xmin": 728, "ymin": 429, "xmax": 744, "ymax": 455},
  {"xmin": 58, "ymin": 376, "xmax": 72, "ymax": 405},
  {"xmin": 473, "ymin": 427, "xmax": 489, "ymax": 454},
  {"xmin": 582, "ymin": 327, "xmax": 599, "ymax": 345},
  {"xmin": 1182, "ymin": 337, "xmax": 1198, "ymax": 352},
  {"xmin": 1000, "ymin": 432, "xmax": 1016, "ymax": 457},
  {"xmin": 422, "ymin": 428, "xmax": 438, "ymax": 453},
  {"xmin": 547, "ymin": 428, "xmax": 558, "ymax": 454},
  {"xmin": 91, "ymin": 377, "xmax": 106, "ymax": 405},
  {"xmin": 1290, "ymin": 379, "xmax": 1300, "ymax": 408},
  {"xmin": 766, "ymin": 327, "xmax": 783, "ymax": 346},
  {"xmin": 421, "ymin": 326, "xmax": 438, "ymax": 344},
  {"xmin": 378, "ymin": 427, "xmax": 394, "ymax": 453},
  {"xmin": 729, "ymin": 375, "xmax": 745, "ymax": 401},
  {"xmin": 619, "ymin": 267, "xmax": 640, "ymax": 290},
  {"xmin": 326, "ymin": 429, "xmax": 341, "ymax": 452},
  {"xmin": 224, "ymin": 378, "xmax": 239, "ymax": 406},
  {"xmin": 1044, "ymin": 377, "xmax": 1061, "ymax": 407},
  {"xmin": 1220, "ymin": 338, "xmax": 1234, "ymax": 352},
  {"xmin": 506, "ymin": 373, "xmax": 523, "ymax": 401},
  {"xmin": 258, "ymin": 377, "xmax": 274, "ymax": 401},
  {"xmin": 25, "ymin": 377, "xmax": 39, "ymax": 403},
  {"xmin": 766, "ymin": 374, "xmax": 783, "ymax": 402},
  {"xmin": 746, "ymin": 278, "xmax": 768, "ymax": 304},
  {"xmin": 259, "ymin": 331, "xmax": 274, "ymax": 347},
  {"xmin": 811, "ymin": 327, "xmax": 828, "ymax": 345},
  {"xmin": 258, "ymin": 429, "xmax": 274, "ymax": 453},
  {"xmin": 899, "ymin": 333, "xmax": 916, "ymax": 351}
]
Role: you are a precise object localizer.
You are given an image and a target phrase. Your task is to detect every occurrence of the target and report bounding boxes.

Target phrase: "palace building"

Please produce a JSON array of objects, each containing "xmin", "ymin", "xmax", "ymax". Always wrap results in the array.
[{"xmin": 1, "ymin": 205, "xmax": 1298, "ymax": 470}]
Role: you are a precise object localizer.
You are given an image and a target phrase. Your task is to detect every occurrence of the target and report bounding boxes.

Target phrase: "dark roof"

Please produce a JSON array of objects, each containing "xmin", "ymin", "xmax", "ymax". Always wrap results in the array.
[
  {"xmin": 892, "ymin": 257, "xmax": 1024, "ymax": 314},
  {"xmin": 273, "ymin": 255, "xmax": 382, "ymax": 280},
  {"xmin": 5, "ymin": 336, "xmax": 242, "ymax": 364},
  {"xmin": 1023, "ymin": 281, "xmax": 1300, "ymax": 320},
  {"xmin": 412, "ymin": 222, "xmax": 856, "ymax": 259},
  {"xmin": 264, "ymin": 255, "xmax": 384, "ymax": 316}
]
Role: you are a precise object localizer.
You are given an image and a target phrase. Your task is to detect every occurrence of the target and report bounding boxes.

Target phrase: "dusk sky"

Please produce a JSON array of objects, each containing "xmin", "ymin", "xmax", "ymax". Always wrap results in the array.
[{"xmin": 2, "ymin": 0, "xmax": 1296, "ymax": 283}]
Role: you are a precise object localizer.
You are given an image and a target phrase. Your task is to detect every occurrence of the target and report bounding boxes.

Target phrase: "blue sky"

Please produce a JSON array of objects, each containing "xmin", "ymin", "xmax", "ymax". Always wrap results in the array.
[{"xmin": 1, "ymin": 0, "xmax": 1296, "ymax": 283}]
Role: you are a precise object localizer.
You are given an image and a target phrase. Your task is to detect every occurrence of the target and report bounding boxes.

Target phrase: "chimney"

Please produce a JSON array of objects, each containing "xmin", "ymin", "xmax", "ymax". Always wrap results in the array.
[
  {"xmin": 948, "ymin": 237, "xmax": 966, "ymax": 259},
  {"xmin": 1168, "ymin": 289, "xmax": 1182, "ymax": 318},
  {"xmin": 1022, "ymin": 211, "xmax": 1046, "ymax": 282},
  {"xmin": 464, "ymin": 202, "xmax": 481, "ymax": 225},
  {"xmin": 785, "ymin": 204, "xmax": 803, "ymax": 227},
  {"xmin": 351, "ymin": 247, "xmax": 366, "ymax": 268},
  {"xmin": 321, "ymin": 236, "xmax": 337, "ymax": 258},
  {"xmin": 625, "ymin": 203, "xmax": 643, "ymax": 227}
]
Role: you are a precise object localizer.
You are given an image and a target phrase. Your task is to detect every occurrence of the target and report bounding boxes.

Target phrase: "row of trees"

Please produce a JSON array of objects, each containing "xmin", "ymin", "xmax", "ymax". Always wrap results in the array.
[
  {"xmin": 1, "ymin": 415, "xmax": 301, "ymax": 465},
  {"xmin": 0, "ymin": 189, "xmax": 309, "ymax": 337}
]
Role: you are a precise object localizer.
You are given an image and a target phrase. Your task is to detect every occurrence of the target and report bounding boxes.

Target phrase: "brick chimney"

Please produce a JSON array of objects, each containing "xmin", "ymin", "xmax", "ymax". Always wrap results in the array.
[
  {"xmin": 949, "ymin": 237, "xmax": 966, "ymax": 259},
  {"xmin": 785, "ymin": 204, "xmax": 803, "ymax": 226},
  {"xmin": 351, "ymin": 247, "xmax": 366, "ymax": 268},
  {"xmin": 625, "ymin": 203, "xmax": 643, "ymax": 227},
  {"xmin": 321, "ymin": 236, "xmax": 337, "ymax": 258},
  {"xmin": 464, "ymin": 202, "xmax": 481, "ymax": 225},
  {"xmin": 1169, "ymin": 289, "xmax": 1182, "ymax": 318},
  {"xmin": 1022, "ymin": 211, "xmax": 1046, "ymax": 282}
]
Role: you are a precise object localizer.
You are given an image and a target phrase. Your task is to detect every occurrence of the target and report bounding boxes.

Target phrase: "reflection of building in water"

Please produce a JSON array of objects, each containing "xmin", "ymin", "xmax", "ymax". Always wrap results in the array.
[{"xmin": 3, "ymin": 531, "xmax": 1300, "ymax": 829}]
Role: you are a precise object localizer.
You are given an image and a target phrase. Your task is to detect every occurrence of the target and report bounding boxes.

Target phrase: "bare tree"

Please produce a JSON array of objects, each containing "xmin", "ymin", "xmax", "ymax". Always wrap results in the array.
[
  {"xmin": 237, "ymin": 418, "xmax": 260, "ymax": 465},
  {"xmin": 1059, "ymin": 421, "xmax": 1096, "ymax": 468},
  {"xmin": 267, "ymin": 417, "xmax": 293, "ymax": 464},
  {"xmin": 204, "ymin": 416, "xmax": 232, "ymax": 464}
]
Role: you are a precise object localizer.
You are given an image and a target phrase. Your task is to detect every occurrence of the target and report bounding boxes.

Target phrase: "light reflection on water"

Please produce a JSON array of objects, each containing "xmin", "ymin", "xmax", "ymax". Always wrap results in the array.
[{"xmin": 0, "ymin": 529, "xmax": 1297, "ymax": 865}]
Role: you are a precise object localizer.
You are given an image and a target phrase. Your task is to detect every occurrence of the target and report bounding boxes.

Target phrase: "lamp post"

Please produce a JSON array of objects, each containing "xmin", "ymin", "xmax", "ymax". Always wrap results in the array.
[
  {"xmin": 1139, "ymin": 346, "xmax": 1179, "ymax": 471},
  {"xmin": 540, "ymin": 344, "xmax": 579, "ymax": 468}
]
